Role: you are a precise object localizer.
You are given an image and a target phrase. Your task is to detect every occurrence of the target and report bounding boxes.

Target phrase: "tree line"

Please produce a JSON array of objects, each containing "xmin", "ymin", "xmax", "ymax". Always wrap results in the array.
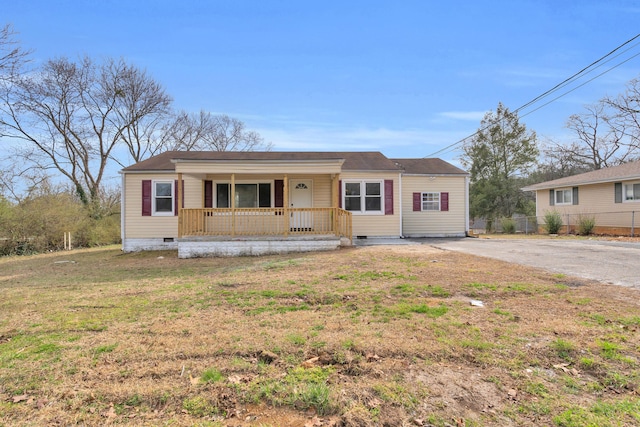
[
  {"xmin": 0, "ymin": 24, "xmax": 271, "ymax": 253},
  {"xmin": 460, "ymin": 75, "xmax": 640, "ymax": 228},
  {"xmin": 0, "ymin": 24, "xmax": 271, "ymax": 206}
]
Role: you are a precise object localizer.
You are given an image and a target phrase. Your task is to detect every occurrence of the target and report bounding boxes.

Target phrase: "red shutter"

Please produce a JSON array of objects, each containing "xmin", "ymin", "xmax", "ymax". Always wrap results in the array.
[
  {"xmin": 413, "ymin": 192, "xmax": 421, "ymax": 211},
  {"xmin": 204, "ymin": 180, "xmax": 213, "ymax": 208},
  {"xmin": 338, "ymin": 180, "xmax": 342, "ymax": 208},
  {"xmin": 441, "ymin": 192, "xmax": 449, "ymax": 211},
  {"xmin": 384, "ymin": 180, "xmax": 394, "ymax": 215},
  {"xmin": 142, "ymin": 180, "xmax": 152, "ymax": 216},
  {"xmin": 174, "ymin": 180, "xmax": 184, "ymax": 216},
  {"xmin": 274, "ymin": 179, "xmax": 284, "ymax": 207}
]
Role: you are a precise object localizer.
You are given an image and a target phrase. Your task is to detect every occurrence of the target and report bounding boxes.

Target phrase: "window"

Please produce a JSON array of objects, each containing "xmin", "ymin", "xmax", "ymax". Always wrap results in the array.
[
  {"xmin": 623, "ymin": 182, "xmax": 640, "ymax": 202},
  {"xmin": 413, "ymin": 192, "xmax": 449, "ymax": 212},
  {"xmin": 343, "ymin": 181, "xmax": 383, "ymax": 214},
  {"xmin": 555, "ymin": 188, "xmax": 572, "ymax": 205},
  {"xmin": 216, "ymin": 183, "xmax": 272, "ymax": 208},
  {"xmin": 422, "ymin": 192, "xmax": 440, "ymax": 211},
  {"xmin": 153, "ymin": 181, "xmax": 174, "ymax": 215}
]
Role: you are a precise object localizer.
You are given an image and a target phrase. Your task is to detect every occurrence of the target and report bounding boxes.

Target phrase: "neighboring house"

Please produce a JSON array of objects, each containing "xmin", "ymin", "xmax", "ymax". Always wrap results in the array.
[
  {"xmin": 120, "ymin": 151, "xmax": 469, "ymax": 257},
  {"xmin": 522, "ymin": 160, "xmax": 640, "ymax": 235}
]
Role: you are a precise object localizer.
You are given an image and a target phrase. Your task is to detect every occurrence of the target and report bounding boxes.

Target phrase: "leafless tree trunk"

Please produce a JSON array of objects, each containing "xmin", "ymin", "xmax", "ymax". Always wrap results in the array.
[{"xmin": 0, "ymin": 55, "xmax": 172, "ymax": 205}]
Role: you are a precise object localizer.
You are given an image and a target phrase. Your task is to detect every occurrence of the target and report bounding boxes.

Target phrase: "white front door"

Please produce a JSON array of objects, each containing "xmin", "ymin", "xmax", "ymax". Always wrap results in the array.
[{"xmin": 289, "ymin": 179, "xmax": 313, "ymax": 229}]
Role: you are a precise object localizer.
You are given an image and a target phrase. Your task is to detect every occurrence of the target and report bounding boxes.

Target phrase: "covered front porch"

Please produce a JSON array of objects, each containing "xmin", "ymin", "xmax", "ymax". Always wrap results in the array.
[
  {"xmin": 178, "ymin": 207, "xmax": 352, "ymax": 239},
  {"xmin": 173, "ymin": 156, "xmax": 352, "ymax": 257}
]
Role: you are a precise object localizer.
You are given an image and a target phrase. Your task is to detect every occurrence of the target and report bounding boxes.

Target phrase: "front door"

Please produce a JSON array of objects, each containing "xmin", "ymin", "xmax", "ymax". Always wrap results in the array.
[{"xmin": 289, "ymin": 179, "xmax": 313, "ymax": 230}]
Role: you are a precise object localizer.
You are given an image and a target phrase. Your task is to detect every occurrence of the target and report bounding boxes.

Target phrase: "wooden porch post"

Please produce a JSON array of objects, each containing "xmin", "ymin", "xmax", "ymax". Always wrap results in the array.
[
  {"xmin": 332, "ymin": 174, "xmax": 339, "ymax": 234},
  {"xmin": 283, "ymin": 175, "xmax": 289, "ymax": 236},
  {"xmin": 177, "ymin": 172, "xmax": 183, "ymax": 238},
  {"xmin": 231, "ymin": 173, "xmax": 236, "ymax": 237}
]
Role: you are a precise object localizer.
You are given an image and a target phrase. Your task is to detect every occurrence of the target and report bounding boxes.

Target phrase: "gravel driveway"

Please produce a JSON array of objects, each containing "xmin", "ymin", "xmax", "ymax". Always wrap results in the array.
[
  {"xmin": 355, "ymin": 237, "xmax": 640, "ymax": 289},
  {"xmin": 424, "ymin": 237, "xmax": 640, "ymax": 290}
]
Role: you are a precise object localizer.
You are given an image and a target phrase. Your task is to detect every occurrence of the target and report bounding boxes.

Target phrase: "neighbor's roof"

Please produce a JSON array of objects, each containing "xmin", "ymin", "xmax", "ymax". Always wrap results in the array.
[
  {"xmin": 522, "ymin": 160, "xmax": 640, "ymax": 191},
  {"xmin": 122, "ymin": 151, "xmax": 467, "ymax": 174},
  {"xmin": 392, "ymin": 158, "xmax": 468, "ymax": 175}
]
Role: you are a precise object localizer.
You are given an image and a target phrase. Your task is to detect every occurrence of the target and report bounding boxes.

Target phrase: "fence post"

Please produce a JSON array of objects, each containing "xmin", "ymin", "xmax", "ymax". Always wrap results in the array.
[{"xmin": 63, "ymin": 232, "xmax": 72, "ymax": 250}]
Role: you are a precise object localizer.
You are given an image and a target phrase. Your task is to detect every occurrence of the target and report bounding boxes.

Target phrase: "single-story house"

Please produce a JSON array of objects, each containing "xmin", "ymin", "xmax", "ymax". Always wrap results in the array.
[
  {"xmin": 120, "ymin": 151, "xmax": 469, "ymax": 257},
  {"xmin": 521, "ymin": 160, "xmax": 640, "ymax": 235}
]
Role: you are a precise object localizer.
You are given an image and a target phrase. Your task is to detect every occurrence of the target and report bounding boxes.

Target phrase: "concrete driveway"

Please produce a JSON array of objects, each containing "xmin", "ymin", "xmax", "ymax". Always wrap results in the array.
[
  {"xmin": 356, "ymin": 237, "xmax": 640, "ymax": 289},
  {"xmin": 425, "ymin": 237, "xmax": 640, "ymax": 290}
]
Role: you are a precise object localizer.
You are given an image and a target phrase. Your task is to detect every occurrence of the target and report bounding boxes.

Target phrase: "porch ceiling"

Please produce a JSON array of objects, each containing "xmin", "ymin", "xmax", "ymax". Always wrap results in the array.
[{"xmin": 172, "ymin": 159, "xmax": 344, "ymax": 175}]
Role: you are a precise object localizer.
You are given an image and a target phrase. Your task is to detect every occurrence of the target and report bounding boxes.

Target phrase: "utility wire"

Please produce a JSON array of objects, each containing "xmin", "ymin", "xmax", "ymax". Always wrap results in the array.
[
  {"xmin": 429, "ymin": 49, "xmax": 640, "ymax": 159},
  {"xmin": 424, "ymin": 33, "xmax": 640, "ymax": 158}
]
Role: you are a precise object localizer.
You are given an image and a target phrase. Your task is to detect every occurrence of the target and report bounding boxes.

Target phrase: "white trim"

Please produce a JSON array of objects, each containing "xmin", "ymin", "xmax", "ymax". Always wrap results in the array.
[
  {"xmin": 421, "ymin": 192, "xmax": 441, "ymax": 211},
  {"xmin": 121, "ymin": 173, "xmax": 126, "ymax": 244},
  {"xmin": 623, "ymin": 182, "xmax": 640, "ymax": 202},
  {"xmin": 152, "ymin": 180, "xmax": 175, "ymax": 216},
  {"xmin": 465, "ymin": 176, "xmax": 470, "ymax": 234},
  {"xmin": 398, "ymin": 173, "xmax": 403, "ymax": 237},
  {"xmin": 554, "ymin": 188, "xmax": 573, "ymax": 206},
  {"xmin": 341, "ymin": 179, "xmax": 385, "ymax": 215}
]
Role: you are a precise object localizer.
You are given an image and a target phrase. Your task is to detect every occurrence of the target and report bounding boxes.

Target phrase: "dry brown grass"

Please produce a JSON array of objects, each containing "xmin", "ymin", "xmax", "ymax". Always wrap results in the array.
[{"xmin": 0, "ymin": 244, "xmax": 639, "ymax": 426}]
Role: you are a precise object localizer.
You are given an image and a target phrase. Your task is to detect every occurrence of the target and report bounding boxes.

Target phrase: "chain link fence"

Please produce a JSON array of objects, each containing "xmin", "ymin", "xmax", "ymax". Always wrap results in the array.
[{"xmin": 470, "ymin": 210, "xmax": 638, "ymax": 237}]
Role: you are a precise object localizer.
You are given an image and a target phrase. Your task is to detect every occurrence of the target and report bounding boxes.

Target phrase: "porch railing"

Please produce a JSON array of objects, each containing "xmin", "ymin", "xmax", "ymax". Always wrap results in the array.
[{"xmin": 179, "ymin": 207, "xmax": 352, "ymax": 240}]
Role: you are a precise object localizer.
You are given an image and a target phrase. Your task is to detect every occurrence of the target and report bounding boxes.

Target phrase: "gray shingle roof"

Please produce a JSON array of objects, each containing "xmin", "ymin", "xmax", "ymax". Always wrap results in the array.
[
  {"xmin": 392, "ymin": 158, "xmax": 468, "ymax": 175},
  {"xmin": 522, "ymin": 160, "xmax": 640, "ymax": 191},
  {"xmin": 121, "ymin": 151, "xmax": 469, "ymax": 175},
  {"xmin": 121, "ymin": 151, "xmax": 400, "ymax": 172}
]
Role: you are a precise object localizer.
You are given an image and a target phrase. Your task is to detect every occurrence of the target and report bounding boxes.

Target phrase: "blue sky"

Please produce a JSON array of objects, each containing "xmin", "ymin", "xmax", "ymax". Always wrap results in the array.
[{"xmin": 4, "ymin": 0, "xmax": 640, "ymax": 167}]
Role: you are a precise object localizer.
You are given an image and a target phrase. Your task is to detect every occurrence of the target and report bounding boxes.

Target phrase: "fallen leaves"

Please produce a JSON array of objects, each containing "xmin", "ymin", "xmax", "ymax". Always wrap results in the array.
[
  {"xmin": 12, "ymin": 394, "xmax": 29, "ymax": 403},
  {"xmin": 553, "ymin": 363, "xmax": 580, "ymax": 376}
]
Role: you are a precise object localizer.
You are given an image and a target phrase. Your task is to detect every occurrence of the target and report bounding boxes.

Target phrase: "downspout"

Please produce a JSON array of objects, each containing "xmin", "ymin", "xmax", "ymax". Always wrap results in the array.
[
  {"xmin": 465, "ymin": 176, "xmax": 470, "ymax": 237},
  {"xmin": 120, "ymin": 172, "xmax": 125, "ymax": 250},
  {"xmin": 398, "ymin": 172, "xmax": 403, "ymax": 238}
]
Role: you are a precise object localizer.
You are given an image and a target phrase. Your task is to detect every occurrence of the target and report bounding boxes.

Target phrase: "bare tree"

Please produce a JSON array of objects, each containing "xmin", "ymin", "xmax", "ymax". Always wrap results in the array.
[
  {"xmin": 604, "ymin": 76, "xmax": 640, "ymax": 151},
  {"xmin": 546, "ymin": 75, "xmax": 640, "ymax": 173},
  {"xmin": 546, "ymin": 102, "xmax": 635, "ymax": 171},
  {"xmin": 0, "ymin": 24, "xmax": 30, "ymax": 83},
  {"xmin": 111, "ymin": 62, "xmax": 173, "ymax": 164},
  {"xmin": 163, "ymin": 110, "xmax": 272, "ymax": 152},
  {"xmin": 0, "ymin": 56, "xmax": 172, "ymax": 205},
  {"xmin": 0, "ymin": 147, "xmax": 50, "ymax": 203}
]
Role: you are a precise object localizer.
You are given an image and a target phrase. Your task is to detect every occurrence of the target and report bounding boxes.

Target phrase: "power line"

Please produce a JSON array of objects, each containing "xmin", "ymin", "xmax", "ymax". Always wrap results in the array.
[{"xmin": 424, "ymin": 33, "xmax": 640, "ymax": 158}]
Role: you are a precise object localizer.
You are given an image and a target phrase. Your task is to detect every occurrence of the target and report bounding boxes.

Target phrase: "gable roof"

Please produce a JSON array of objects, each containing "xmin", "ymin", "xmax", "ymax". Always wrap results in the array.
[
  {"xmin": 392, "ymin": 158, "xmax": 468, "ymax": 175},
  {"xmin": 121, "ymin": 151, "xmax": 400, "ymax": 172},
  {"xmin": 522, "ymin": 160, "xmax": 640, "ymax": 191}
]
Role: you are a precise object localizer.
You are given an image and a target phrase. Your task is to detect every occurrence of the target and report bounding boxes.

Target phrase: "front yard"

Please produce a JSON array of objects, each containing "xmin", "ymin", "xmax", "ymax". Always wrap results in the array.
[{"xmin": 0, "ymin": 244, "xmax": 639, "ymax": 426}]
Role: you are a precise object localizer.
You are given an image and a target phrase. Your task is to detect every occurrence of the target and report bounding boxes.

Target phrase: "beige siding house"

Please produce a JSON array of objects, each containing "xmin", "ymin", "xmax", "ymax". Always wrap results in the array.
[
  {"xmin": 522, "ymin": 160, "xmax": 640, "ymax": 235},
  {"xmin": 120, "ymin": 152, "xmax": 469, "ymax": 257}
]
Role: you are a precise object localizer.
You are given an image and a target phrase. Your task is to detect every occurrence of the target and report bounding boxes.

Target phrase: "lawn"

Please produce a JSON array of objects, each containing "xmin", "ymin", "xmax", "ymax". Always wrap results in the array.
[{"xmin": 0, "ymin": 244, "xmax": 639, "ymax": 426}]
